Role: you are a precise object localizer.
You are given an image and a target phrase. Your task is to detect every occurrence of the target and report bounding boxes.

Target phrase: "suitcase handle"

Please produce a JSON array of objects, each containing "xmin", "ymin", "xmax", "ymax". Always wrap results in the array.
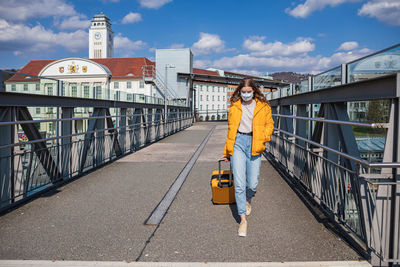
[{"xmin": 218, "ymin": 158, "xmax": 232, "ymax": 188}]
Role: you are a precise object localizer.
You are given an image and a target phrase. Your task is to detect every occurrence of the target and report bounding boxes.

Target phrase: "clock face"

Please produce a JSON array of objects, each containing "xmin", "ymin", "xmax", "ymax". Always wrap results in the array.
[{"xmin": 94, "ymin": 32, "xmax": 101, "ymax": 40}]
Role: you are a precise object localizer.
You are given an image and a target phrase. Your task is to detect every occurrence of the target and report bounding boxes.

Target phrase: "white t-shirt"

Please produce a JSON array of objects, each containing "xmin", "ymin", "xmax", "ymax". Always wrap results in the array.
[{"xmin": 238, "ymin": 100, "xmax": 256, "ymax": 133}]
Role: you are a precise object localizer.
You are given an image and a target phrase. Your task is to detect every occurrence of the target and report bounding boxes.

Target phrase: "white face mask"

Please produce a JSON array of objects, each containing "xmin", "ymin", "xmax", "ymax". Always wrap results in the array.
[{"xmin": 241, "ymin": 91, "xmax": 253, "ymax": 101}]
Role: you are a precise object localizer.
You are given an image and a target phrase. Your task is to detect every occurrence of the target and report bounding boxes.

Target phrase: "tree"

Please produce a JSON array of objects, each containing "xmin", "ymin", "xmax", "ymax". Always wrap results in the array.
[{"xmin": 365, "ymin": 100, "xmax": 388, "ymax": 123}]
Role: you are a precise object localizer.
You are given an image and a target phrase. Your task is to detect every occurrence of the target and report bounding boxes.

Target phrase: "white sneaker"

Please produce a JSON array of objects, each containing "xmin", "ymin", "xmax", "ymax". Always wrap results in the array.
[{"xmin": 238, "ymin": 220, "xmax": 247, "ymax": 237}]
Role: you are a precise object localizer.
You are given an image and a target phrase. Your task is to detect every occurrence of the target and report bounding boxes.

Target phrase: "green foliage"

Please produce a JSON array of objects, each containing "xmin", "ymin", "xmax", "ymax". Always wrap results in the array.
[{"xmin": 365, "ymin": 100, "xmax": 389, "ymax": 123}]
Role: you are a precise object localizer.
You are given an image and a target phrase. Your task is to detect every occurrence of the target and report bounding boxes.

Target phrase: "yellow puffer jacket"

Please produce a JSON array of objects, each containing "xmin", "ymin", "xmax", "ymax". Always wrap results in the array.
[{"xmin": 224, "ymin": 98, "xmax": 274, "ymax": 157}]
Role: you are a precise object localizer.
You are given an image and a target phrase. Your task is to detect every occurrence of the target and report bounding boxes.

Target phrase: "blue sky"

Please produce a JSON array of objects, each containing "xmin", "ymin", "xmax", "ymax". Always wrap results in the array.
[{"xmin": 0, "ymin": 0, "xmax": 399, "ymax": 75}]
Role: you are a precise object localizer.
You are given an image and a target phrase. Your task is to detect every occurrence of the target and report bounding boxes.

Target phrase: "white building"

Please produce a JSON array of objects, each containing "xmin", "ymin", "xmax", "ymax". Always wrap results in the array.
[
  {"xmin": 192, "ymin": 68, "xmax": 228, "ymax": 121},
  {"xmin": 6, "ymin": 57, "xmax": 156, "ymax": 102}
]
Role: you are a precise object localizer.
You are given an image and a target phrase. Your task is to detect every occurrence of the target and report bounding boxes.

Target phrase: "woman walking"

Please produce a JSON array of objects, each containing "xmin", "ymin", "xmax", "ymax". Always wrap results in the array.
[{"xmin": 223, "ymin": 78, "xmax": 274, "ymax": 237}]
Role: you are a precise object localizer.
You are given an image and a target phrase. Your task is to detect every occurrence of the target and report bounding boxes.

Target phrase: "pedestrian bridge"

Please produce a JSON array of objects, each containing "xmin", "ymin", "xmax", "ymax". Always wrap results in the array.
[
  {"xmin": 0, "ymin": 72, "xmax": 399, "ymax": 267},
  {"xmin": 0, "ymin": 122, "xmax": 368, "ymax": 265}
]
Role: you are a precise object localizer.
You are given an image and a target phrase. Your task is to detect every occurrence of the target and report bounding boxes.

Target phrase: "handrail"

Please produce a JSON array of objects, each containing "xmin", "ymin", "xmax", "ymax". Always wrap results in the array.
[
  {"xmin": 0, "ymin": 115, "xmax": 193, "ymax": 150},
  {"xmin": 272, "ymin": 114, "xmax": 383, "ymax": 128},
  {"xmin": 274, "ymin": 128, "xmax": 400, "ymax": 168},
  {"xmin": 0, "ymin": 111, "xmax": 186, "ymax": 126}
]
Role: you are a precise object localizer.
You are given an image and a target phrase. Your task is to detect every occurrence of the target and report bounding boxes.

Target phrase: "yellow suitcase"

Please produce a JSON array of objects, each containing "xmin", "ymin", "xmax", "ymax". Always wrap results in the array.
[{"xmin": 210, "ymin": 159, "xmax": 235, "ymax": 204}]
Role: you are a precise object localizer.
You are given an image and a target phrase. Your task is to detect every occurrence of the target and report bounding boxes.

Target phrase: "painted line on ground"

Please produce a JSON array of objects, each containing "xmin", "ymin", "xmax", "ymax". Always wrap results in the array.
[{"xmin": 145, "ymin": 125, "xmax": 216, "ymax": 225}]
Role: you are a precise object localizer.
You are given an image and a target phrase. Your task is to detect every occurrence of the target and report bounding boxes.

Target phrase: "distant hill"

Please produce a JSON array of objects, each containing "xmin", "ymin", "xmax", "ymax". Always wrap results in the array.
[{"xmin": 271, "ymin": 72, "xmax": 310, "ymax": 83}]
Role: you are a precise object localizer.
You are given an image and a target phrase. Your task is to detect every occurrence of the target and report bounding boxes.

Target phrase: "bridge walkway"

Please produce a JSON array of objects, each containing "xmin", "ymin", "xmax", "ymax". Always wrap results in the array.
[{"xmin": 0, "ymin": 122, "xmax": 365, "ymax": 263}]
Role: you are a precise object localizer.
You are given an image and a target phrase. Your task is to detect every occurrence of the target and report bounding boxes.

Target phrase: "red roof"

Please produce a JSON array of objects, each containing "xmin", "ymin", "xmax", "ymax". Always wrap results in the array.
[
  {"xmin": 193, "ymin": 68, "xmax": 219, "ymax": 76},
  {"xmin": 7, "ymin": 60, "xmax": 54, "ymax": 82},
  {"xmin": 93, "ymin": 57, "xmax": 154, "ymax": 79},
  {"xmin": 7, "ymin": 57, "xmax": 155, "ymax": 82}
]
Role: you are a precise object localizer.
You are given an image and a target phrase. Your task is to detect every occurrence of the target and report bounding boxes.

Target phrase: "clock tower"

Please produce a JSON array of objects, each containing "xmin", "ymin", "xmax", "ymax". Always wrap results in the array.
[{"xmin": 89, "ymin": 13, "xmax": 113, "ymax": 59}]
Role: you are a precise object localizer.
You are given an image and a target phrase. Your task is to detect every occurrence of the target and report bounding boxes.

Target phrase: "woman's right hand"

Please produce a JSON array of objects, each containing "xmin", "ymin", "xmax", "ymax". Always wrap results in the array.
[{"xmin": 220, "ymin": 156, "xmax": 230, "ymax": 162}]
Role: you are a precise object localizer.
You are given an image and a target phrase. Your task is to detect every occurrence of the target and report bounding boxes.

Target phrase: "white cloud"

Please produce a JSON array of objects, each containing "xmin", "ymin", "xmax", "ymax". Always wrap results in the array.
[
  {"xmin": 169, "ymin": 43, "xmax": 185, "ymax": 49},
  {"xmin": 55, "ymin": 15, "xmax": 91, "ymax": 30},
  {"xmin": 191, "ymin": 32, "xmax": 226, "ymax": 56},
  {"xmin": 337, "ymin": 41, "xmax": 359, "ymax": 51},
  {"xmin": 228, "ymin": 69, "xmax": 264, "ymax": 77},
  {"xmin": 0, "ymin": 0, "xmax": 78, "ymax": 21},
  {"xmin": 193, "ymin": 59, "xmax": 212, "ymax": 69},
  {"xmin": 358, "ymin": 0, "xmax": 400, "ymax": 26},
  {"xmin": 0, "ymin": 19, "xmax": 87, "ymax": 55},
  {"xmin": 243, "ymin": 36, "xmax": 315, "ymax": 56},
  {"xmin": 210, "ymin": 47, "xmax": 372, "ymax": 74},
  {"xmin": 114, "ymin": 33, "xmax": 147, "ymax": 56},
  {"xmin": 138, "ymin": 0, "xmax": 172, "ymax": 9},
  {"xmin": 285, "ymin": 0, "xmax": 360, "ymax": 18},
  {"xmin": 121, "ymin": 12, "xmax": 142, "ymax": 24}
]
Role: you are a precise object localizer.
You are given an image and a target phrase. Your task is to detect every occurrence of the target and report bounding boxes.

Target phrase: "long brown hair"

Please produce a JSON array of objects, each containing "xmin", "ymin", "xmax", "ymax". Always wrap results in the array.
[{"xmin": 230, "ymin": 78, "xmax": 267, "ymax": 103}]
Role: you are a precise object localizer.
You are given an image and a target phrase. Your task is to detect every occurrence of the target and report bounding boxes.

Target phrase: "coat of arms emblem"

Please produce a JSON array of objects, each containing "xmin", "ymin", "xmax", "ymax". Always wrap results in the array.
[
  {"xmin": 69, "ymin": 65, "xmax": 77, "ymax": 73},
  {"xmin": 82, "ymin": 66, "xmax": 87, "ymax": 73},
  {"xmin": 59, "ymin": 67, "xmax": 64, "ymax": 73}
]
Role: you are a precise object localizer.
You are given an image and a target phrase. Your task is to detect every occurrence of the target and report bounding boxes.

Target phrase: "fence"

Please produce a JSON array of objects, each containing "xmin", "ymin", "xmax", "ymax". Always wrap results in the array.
[
  {"xmin": 265, "ymin": 72, "xmax": 400, "ymax": 266},
  {"xmin": 0, "ymin": 91, "xmax": 192, "ymax": 213}
]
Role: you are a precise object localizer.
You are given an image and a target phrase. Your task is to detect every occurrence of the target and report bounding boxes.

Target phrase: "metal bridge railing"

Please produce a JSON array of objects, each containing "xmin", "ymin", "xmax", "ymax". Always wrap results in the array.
[
  {"xmin": 0, "ymin": 92, "xmax": 193, "ymax": 213},
  {"xmin": 265, "ymin": 72, "xmax": 400, "ymax": 266},
  {"xmin": 195, "ymin": 109, "xmax": 228, "ymax": 121}
]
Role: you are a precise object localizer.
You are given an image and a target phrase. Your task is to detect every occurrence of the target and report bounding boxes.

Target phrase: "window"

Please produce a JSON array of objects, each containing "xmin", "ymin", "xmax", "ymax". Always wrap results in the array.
[
  {"xmin": 212, "ymin": 86, "xmax": 214, "ymax": 92},
  {"xmin": 200, "ymin": 95, "xmax": 203, "ymax": 101},
  {"xmin": 94, "ymin": 49, "xmax": 102, "ymax": 58},
  {"xmin": 206, "ymin": 104, "xmax": 209, "ymax": 110},
  {"xmin": 139, "ymin": 81, "xmax": 144, "ymax": 88},
  {"xmin": 207, "ymin": 86, "xmax": 209, "ymax": 92},
  {"xmin": 127, "ymin": 81, "xmax": 132, "ymax": 89},
  {"xmin": 212, "ymin": 95, "xmax": 214, "ymax": 101},
  {"xmin": 62, "ymin": 84, "xmax": 66, "ymax": 96},
  {"xmin": 36, "ymin": 84, "xmax": 40, "ymax": 91},
  {"xmin": 200, "ymin": 85, "xmax": 203, "ymax": 91},
  {"xmin": 83, "ymin": 85, "xmax": 90, "ymax": 98},
  {"xmin": 218, "ymin": 96, "xmax": 220, "ymax": 101},
  {"xmin": 47, "ymin": 86, "xmax": 53, "ymax": 95},
  {"xmin": 71, "ymin": 84, "xmax": 77, "ymax": 97},
  {"xmin": 200, "ymin": 105, "xmax": 202, "ymax": 111},
  {"xmin": 218, "ymin": 87, "xmax": 220, "ymax": 92},
  {"xmin": 218, "ymin": 104, "xmax": 220, "ymax": 109},
  {"xmin": 23, "ymin": 84, "xmax": 28, "ymax": 91},
  {"xmin": 114, "ymin": 82, "xmax": 119, "ymax": 89},
  {"xmin": 127, "ymin": 94, "xmax": 133, "ymax": 101},
  {"xmin": 96, "ymin": 85, "xmax": 102, "ymax": 99},
  {"xmin": 36, "ymin": 108, "xmax": 41, "ymax": 114},
  {"xmin": 48, "ymin": 107, "xmax": 53, "ymax": 113},
  {"xmin": 207, "ymin": 95, "xmax": 209, "ymax": 101},
  {"xmin": 212, "ymin": 104, "xmax": 214, "ymax": 110},
  {"xmin": 11, "ymin": 84, "xmax": 16, "ymax": 91},
  {"xmin": 223, "ymin": 96, "xmax": 225, "ymax": 101}
]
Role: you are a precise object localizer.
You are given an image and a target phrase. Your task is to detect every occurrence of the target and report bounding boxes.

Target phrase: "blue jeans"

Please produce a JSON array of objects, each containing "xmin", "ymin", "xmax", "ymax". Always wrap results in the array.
[{"xmin": 231, "ymin": 133, "xmax": 261, "ymax": 216}]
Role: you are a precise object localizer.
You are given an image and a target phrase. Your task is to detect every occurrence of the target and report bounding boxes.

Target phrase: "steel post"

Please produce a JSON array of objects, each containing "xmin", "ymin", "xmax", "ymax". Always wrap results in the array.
[
  {"xmin": 119, "ymin": 108, "xmax": 127, "ymax": 153},
  {"xmin": 61, "ymin": 107, "xmax": 73, "ymax": 180},
  {"xmin": 0, "ymin": 107, "xmax": 13, "ymax": 207}
]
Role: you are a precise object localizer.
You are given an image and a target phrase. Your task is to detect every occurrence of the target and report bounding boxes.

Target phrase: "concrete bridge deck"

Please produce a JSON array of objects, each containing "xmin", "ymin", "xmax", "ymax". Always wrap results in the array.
[{"xmin": 0, "ymin": 122, "xmax": 367, "ymax": 265}]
